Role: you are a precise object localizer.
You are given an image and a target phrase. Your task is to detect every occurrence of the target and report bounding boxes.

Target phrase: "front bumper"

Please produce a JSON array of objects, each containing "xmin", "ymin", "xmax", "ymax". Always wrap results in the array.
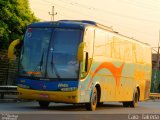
[{"xmin": 18, "ymin": 87, "xmax": 79, "ymax": 103}]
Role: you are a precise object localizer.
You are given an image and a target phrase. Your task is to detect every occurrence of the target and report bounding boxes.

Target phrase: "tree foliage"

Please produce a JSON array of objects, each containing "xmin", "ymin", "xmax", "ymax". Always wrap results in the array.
[{"xmin": 0, "ymin": 0, "xmax": 38, "ymax": 49}]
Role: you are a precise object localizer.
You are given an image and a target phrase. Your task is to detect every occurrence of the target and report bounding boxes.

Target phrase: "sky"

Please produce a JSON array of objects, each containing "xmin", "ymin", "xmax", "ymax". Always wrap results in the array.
[{"xmin": 29, "ymin": 0, "xmax": 160, "ymax": 49}]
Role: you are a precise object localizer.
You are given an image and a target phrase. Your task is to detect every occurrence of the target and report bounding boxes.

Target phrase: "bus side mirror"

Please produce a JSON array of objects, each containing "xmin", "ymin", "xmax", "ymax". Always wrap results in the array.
[
  {"xmin": 8, "ymin": 39, "xmax": 21, "ymax": 60},
  {"xmin": 77, "ymin": 42, "xmax": 85, "ymax": 61}
]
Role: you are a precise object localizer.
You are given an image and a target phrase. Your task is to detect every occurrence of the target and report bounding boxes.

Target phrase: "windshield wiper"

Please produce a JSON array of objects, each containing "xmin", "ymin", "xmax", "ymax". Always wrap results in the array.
[
  {"xmin": 32, "ymin": 48, "xmax": 45, "ymax": 74},
  {"xmin": 39, "ymin": 49, "xmax": 45, "ymax": 71},
  {"xmin": 51, "ymin": 52, "xmax": 61, "ymax": 79}
]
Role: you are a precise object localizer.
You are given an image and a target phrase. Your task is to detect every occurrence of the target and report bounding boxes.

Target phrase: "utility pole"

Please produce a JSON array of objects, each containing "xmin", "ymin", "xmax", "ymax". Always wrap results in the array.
[
  {"xmin": 157, "ymin": 30, "xmax": 160, "ymax": 70},
  {"xmin": 49, "ymin": 6, "xmax": 57, "ymax": 21}
]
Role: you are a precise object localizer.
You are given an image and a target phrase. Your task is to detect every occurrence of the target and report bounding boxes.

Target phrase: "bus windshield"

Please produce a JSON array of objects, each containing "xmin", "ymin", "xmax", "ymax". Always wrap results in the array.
[{"xmin": 19, "ymin": 28, "xmax": 82, "ymax": 80}]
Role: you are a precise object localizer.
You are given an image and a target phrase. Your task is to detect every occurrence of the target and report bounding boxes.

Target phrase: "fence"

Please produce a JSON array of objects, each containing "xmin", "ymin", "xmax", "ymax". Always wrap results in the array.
[{"xmin": 0, "ymin": 50, "xmax": 19, "ymax": 86}]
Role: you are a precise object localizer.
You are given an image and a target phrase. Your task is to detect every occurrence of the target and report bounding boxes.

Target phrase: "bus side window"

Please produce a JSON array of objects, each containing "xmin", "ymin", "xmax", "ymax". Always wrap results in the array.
[
  {"xmin": 124, "ymin": 41, "xmax": 132, "ymax": 62},
  {"xmin": 94, "ymin": 29, "xmax": 106, "ymax": 56},
  {"xmin": 136, "ymin": 44, "xmax": 144, "ymax": 63},
  {"xmin": 112, "ymin": 36, "xmax": 120, "ymax": 59},
  {"xmin": 84, "ymin": 28, "xmax": 94, "ymax": 56}
]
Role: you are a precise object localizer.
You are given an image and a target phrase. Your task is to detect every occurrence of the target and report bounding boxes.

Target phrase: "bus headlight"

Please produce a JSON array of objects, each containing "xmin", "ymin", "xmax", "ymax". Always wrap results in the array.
[
  {"xmin": 61, "ymin": 87, "xmax": 77, "ymax": 92},
  {"xmin": 18, "ymin": 84, "xmax": 30, "ymax": 89}
]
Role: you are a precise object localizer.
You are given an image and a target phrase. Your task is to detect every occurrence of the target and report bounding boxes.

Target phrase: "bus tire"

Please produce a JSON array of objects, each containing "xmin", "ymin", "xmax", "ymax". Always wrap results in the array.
[
  {"xmin": 97, "ymin": 102, "xmax": 103, "ymax": 107},
  {"xmin": 122, "ymin": 102, "xmax": 130, "ymax": 107},
  {"xmin": 130, "ymin": 89, "xmax": 139, "ymax": 108},
  {"xmin": 85, "ymin": 87, "xmax": 97, "ymax": 111},
  {"xmin": 38, "ymin": 101, "xmax": 50, "ymax": 108}
]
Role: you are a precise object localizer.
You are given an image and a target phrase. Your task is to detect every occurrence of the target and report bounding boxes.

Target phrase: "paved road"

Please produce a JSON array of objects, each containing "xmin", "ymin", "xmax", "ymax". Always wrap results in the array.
[{"xmin": 0, "ymin": 100, "xmax": 160, "ymax": 120}]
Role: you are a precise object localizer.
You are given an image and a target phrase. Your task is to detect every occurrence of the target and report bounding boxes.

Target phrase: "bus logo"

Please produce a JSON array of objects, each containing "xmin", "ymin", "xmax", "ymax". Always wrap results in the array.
[{"xmin": 58, "ymin": 84, "xmax": 68, "ymax": 88}]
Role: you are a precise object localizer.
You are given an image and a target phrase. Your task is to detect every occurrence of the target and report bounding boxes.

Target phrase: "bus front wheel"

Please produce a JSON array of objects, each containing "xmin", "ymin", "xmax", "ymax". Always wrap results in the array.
[
  {"xmin": 38, "ymin": 101, "xmax": 50, "ymax": 108},
  {"xmin": 85, "ymin": 87, "xmax": 97, "ymax": 111}
]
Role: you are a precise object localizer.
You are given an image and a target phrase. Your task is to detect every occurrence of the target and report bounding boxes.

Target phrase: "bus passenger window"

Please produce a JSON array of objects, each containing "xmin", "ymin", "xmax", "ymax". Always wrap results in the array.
[{"xmin": 94, "ymin": 29, "xmax": 106, "ymax": 56}]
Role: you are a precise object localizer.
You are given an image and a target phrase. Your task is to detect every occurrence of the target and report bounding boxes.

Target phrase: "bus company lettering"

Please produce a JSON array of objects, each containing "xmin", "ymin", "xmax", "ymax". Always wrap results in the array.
[{"xmin": 58, "ymin": 84, "xmax": 69, "ymax": 88}]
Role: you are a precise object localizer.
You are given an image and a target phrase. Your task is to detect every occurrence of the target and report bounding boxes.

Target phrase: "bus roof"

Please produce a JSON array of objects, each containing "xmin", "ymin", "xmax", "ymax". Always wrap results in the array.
[
  {"xmin": 28, "ymin": 20, "xmax": 113, "ymax": 31},
  {"xmin": 28, "ymin": 20, "xmax": 150, "ymax": 47}
]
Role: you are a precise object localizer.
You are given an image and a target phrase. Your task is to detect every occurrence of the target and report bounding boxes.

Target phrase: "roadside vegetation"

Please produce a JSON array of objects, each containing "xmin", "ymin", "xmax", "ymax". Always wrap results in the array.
[{"xmin": 0, "ymin": 0, "xmax": 39, "ymax": 49}]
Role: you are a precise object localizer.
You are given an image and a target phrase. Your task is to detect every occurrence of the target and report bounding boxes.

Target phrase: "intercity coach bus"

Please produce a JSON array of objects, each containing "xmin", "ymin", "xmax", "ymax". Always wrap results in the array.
[{"xmin": 13, "ymin": 20, "xmax": 151, "ymax": 111}]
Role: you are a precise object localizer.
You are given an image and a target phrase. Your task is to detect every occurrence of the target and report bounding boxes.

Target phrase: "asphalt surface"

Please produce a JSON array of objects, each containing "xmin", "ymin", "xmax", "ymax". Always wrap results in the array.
[{"xmin": 0, "ymin": 99, "xmax": 160, "ymax": 120}]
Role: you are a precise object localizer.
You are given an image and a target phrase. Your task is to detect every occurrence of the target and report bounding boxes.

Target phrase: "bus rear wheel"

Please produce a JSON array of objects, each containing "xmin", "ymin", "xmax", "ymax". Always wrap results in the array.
[
  {"xmin": 123, "ymin": 89, "xmax": 139, "ymax": 108},
  {"xmin": 130, "ymin": 89, "xmax": 139, "ymax": 108},
  {"xmin": 122, "ymin": 102, "xmax": 130, "ymax": 107},
  {"xmin": 38, "ymin": 101, "xmax": 50, "ymax": 108},
  {"xmin": 85, "ymin": 87, "xmax": 97, "ymax": 111}
]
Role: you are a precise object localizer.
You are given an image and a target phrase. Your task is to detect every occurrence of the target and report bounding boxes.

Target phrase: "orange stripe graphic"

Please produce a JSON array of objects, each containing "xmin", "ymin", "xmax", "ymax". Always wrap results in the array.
[{"xmin": 88, "ymin": 62, "xmax": 124, "ymax": 89}]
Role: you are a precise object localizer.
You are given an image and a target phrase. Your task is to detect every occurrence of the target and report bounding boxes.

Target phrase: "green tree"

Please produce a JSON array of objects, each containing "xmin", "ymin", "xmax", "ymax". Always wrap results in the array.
[{"xmin": 0, "ymin": 0, "xmax": 38, "ymax": 49}]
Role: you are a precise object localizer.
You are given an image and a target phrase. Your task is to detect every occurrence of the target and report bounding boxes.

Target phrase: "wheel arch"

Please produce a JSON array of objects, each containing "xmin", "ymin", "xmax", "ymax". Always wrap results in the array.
[
  {"xmin": 95, "ymin": 84, "xmax": 101, "ymax": 103},
  {"xmin": 136, "ymin": 86, "xmax": 140, "ymax": 101},
  {"xmin": 134, "ymin": 85, "xmax": 140, "ymax": 101}
]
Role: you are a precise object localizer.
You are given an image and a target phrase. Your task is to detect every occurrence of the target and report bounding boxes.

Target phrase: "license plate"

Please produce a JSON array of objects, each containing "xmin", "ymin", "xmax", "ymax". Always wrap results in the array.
[{"xmin": 39, "ymin": 94, "xmax": 49, "ymax": 98}]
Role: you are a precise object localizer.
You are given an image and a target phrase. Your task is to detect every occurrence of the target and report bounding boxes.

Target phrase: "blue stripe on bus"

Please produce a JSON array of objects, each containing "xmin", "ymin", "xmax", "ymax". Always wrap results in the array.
[{"xmin": 17, "ymin": 78, "xmax": 79, "ymax": 91}]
